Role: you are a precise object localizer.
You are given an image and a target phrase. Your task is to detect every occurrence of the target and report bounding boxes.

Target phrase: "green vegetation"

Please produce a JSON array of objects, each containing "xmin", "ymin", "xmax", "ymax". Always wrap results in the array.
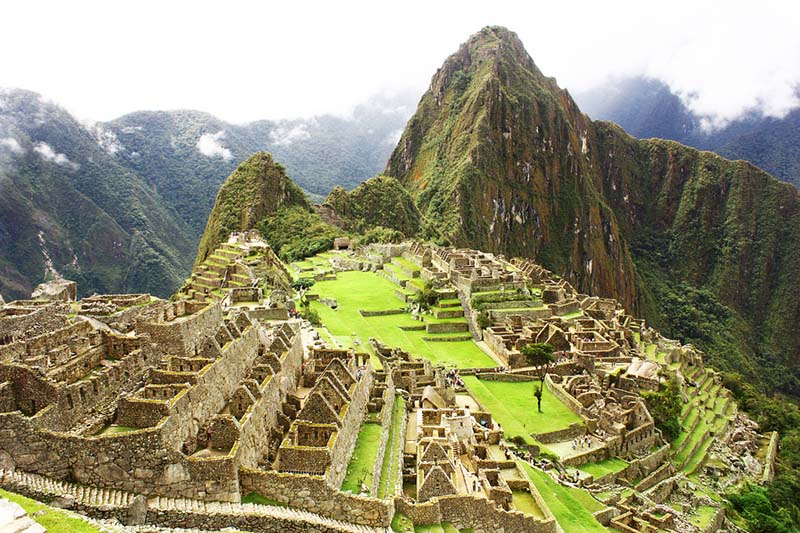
[
  {"xmin": 240, "ymin": 492, "xmax": 288, "ymax": 507},
  {"xmin": 521, "ymin": 343, "xmax": 555, "ymax": 412},
  {"xmin": 195, "ymin": 152, "xmax": 312, "ymax": 264},
  {"xmin": 341, "ymin": 422, "xmax": 383, "ymax": 493},
  {"xmin": 642, "ymin": 378, "xmax": 682, "ymax": 441},
  {"xmin": 325, "ymin": 176, "xmax": 421, "ymax": 236},
  {"xmin": 722, "ymin": 372, "xmax": 800, "ymax": 532},
  {"xmin": 259, "ymin": 205, "xmax": 341, "ymax": 262},
  {"xmin": 309, "ymin": 270, "xmax": 494, "ymax": 368},
  {"xmin": 517, "ymin": 462, "xmax": 607, "ymax": 533},
  {"xmin": 511, "ymin": 490, "xmax": 545, "ymax": 518},
  {"xmin": 577, "ymin": 457, "xmax": 629, "ymax": 479},
  {"xmin": 378, "ymin": 396, "xmax": 406, "ymax": 498},
  {"xmin": 0, "ymin": 488, "xmax": 103, "ymax": 533},
  {"xmin": 0, "ymin": 89, "xmax": 194, "ymax": 300},
  {"xmin": 463, "ymin": 376, "xmax": 582, "ymax": 445}
]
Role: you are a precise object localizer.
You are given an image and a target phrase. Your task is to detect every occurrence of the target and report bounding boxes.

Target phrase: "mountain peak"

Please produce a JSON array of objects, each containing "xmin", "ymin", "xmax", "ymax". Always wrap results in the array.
[{"xmin": 195, "ymin": 151, "xmax": 310, "ymax": 264}]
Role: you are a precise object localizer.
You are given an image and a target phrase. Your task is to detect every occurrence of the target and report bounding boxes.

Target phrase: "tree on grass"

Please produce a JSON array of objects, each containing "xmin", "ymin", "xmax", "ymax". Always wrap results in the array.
[
  {"xmin": 292, "ymin": 277, "xmax": 315, "ymax": 307},
  {"xmin": 414, "ymin": 281, "xmax": 439, "ymax": 311},
  {"xmin": 642, "ymin": 377, "xmax": 682, "ymax": 441},
  {"xmin": 521, "ymin": 343, "xmax": 555, "ymax": 412}
]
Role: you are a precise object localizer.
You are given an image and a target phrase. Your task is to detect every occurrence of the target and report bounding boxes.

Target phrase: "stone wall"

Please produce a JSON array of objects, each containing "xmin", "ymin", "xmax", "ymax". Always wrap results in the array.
[
  {"xmin": 240, "ymin": 467, "xmax": 393, "ymax": 527},
  {"xmin": 762, "ymin": 430, "xmax": 779, "ymax": 483},
  {"xmin": 425, "ymin": 322, "xmax": 469, "ymax": 334},
  {"xmin": 395, "ymin": 494, "xmax": 557, "ymax": 533},
  {"xmin": 545, "ymin": 374, "xmax": 591, "ymax": 420},
  {"xmin": 137, "ymin": 302, "xmax": 223, "ymax": 358},
  {"xmin": 235, "ymin": 327, "xmax": 303, "ymax": 469},
  {"xmin": 161, "ymin": 324, "xmax": 262, "ymax": 453},
  {"xmin": 328, "ymin": 366, "xmax": 374, "ymax": 487},
  {"xmin": 0, "ymin": 302, "xmax": 70, "ymax": 343}
]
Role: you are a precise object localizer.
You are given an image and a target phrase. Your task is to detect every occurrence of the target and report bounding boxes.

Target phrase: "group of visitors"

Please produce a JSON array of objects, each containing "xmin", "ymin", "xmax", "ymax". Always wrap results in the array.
[
  {"xmin": 572, "ymin": 435, "xmax": 594, "ymax": 450},
  {"xmin": 446, "ymin": 368, "xmax": 464, "ymax": 388}
]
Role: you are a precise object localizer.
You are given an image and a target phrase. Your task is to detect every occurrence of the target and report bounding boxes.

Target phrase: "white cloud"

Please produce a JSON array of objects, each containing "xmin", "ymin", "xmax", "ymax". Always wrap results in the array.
[
  {"xmin": 196, "ymin": 130, "xmax": 232, "ymax": 160},
  {"xmin": 0, "ymin": 1, "xmax": 797, "ymax": 126},
  {"xmin": 0, "ymin": 137, "xmax": 24, "ymax": 154},
  {"xmin": 84, "ymin": 121, "xmax": 124, "ymax": 154},
  {"xmin": 268, "ymin": 123, "xmax": 311, "ymax": 146},
  {"xmin": 33, "ymin": 142, "xmax": 78, "ymax": 169}
]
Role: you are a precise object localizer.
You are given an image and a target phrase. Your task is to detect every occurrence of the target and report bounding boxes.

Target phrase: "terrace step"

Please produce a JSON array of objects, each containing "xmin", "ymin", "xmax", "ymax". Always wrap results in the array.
[{"xmin": 0, "ymin": 469, "xmax": 390, "ymax": 533}]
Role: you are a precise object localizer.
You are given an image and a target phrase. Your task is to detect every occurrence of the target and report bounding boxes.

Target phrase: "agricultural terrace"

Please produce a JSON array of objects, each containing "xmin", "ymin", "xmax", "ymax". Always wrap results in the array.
[
  {"xmin": 308, "ymin": 269, "xmax": 495, "ymax": 369},
  {"xmin": 517, "ymin": 462, "xmax": 608, "ymax": 533},
  {"xmin": 462, "ymin": 376, "xmax": 583, "ymax": 447}
]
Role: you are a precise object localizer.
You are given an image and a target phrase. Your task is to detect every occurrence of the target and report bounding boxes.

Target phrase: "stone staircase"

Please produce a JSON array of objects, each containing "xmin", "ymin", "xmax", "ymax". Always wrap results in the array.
[{"xmin": 0, "ymin": 469, "xmax": 389, "ymax": 533}]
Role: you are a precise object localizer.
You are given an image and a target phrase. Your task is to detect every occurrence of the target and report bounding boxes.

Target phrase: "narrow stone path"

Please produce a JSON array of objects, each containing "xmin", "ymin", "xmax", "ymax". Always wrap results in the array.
[{"xmin": 0, "ymin": 469, "xmax": 389, "ymax": 533}]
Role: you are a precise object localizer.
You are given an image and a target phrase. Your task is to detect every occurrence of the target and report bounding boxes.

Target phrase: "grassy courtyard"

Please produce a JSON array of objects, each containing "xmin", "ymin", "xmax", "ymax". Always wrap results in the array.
[
  {"xmin": 517, "ymin": 462, "xmax": 608, "ymax": 533},
  {"xmin": 309, "ymin": 270, "xmax": 495, "ymax": 368},
  {"xmin": 462, "ymin": 376, "xmax": 583, "ymax": 445},
  {"xmin": 341, "ymin": 421, "xmax": 384, "ymax": 493},
  {"xmin": 577, "ymin": 457, "xmax": 629, "ymax": 478}
]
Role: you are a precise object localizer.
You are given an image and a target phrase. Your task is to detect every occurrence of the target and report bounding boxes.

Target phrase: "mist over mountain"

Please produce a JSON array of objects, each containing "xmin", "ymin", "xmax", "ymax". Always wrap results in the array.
[
  {"xmin": 102, "ymin": 92, "xmax": 415, "ymax": 238},
  {"xmin": 0, "ymin": 89, "xmax": 194, "ymax": 300},
  {"xmin": 0, "ymin": 88, "xmax": 414, "ymax": 299},
  {"xmin": 575, "ymin": 77, "xmax": 800, "ymax": 189}
]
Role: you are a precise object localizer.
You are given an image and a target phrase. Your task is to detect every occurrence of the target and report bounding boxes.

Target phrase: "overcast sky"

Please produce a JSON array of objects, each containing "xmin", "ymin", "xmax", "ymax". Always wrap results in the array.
[{"xmin": 2, "ymin": 0, "xmax": 798, "ymax": 126}]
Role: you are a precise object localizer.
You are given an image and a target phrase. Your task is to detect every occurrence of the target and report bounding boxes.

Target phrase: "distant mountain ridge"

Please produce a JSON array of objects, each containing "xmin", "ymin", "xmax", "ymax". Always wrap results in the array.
[
  {"xmin": 0, "ymin": 88, "xmax": 194, "ymax": 300},
  {"xmin": 0, "ymin": 88, "xmax": 414, "ymax": 299},
  {"xmin": 574, "ymin": 76, "xmax": 800, "ymax": 189},
  {"xmin": 102, "ymin": 95, "xmax": 414, "ymax": 238}
]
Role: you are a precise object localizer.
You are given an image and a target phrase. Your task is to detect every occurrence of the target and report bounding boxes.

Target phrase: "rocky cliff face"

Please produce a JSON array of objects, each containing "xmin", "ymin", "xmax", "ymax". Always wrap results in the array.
[
  {"xmin": 385, "ymin": 26, "xmax": 800, "ymax": 379},
  {"xmin": 386, "ymin": 26, "xmax": 639, "ymax": 311}
]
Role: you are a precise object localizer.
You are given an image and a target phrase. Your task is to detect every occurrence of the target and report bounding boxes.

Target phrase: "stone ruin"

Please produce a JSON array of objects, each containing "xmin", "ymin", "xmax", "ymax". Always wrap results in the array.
[{"xmin": 0, "ymin": 235, "xmax": 769, "ymax": 533}]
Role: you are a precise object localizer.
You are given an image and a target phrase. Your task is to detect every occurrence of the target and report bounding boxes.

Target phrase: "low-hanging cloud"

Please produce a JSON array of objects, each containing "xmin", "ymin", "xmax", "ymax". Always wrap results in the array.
[
  {"xmin": 268, "ymin": 123, "xmax": 311, "ymax": 147},
  {"xmin": 0, "ymin": 137, "xmax": 24, "ymax": 154},
  {"xmin": 33, "ymin": 142, "xmax": 78, "ymax": 169},
  {"xmin": 196, "ymin": 131, "xmax": 232, "ymax": 160}
]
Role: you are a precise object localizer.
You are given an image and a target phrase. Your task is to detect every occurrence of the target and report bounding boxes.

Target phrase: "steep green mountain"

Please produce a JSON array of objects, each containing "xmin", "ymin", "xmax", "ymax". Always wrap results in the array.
[
  {"xmin": 324, "ymin": 175, "xmax": 420, "ymax": 236},
  {"xmin": 0, "ymin": 89, "xmax": 194, "ymax": 299},
  {"xmin": 384, "ymin": 27, "xmax": 800, "ymax": 388},
  {"xmin": 196, "ymin": 152, "xmax": 340, "ymax": 264},
  {"xmin": 575, "ymin": 77, "xmax": 800, "ymax": 189},
  {"xmin": 386, "ymin": 26, "xmax": 640, "ymax": 311},
  {"xmin": 103, "ymin": 94, "xmax": 413, "ymax": 238}
]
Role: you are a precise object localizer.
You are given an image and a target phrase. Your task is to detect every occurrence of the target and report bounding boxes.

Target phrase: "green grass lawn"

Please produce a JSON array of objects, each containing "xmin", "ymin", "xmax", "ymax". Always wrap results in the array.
[
  {"xmin": 341, "ymin": 422, "xmax": 383, "ymax": 493},
  {"xmin": 463, "ymin": 376, "xmax": 583, "ymax": 443},
  {"xmin": 379, "ymin": 396, "xmax": 406, "ymax": 498},
  {"xmin": 517, "ymin": 462, "xmax": 608, "ymax": 533},
  {"xmin": 511, "ymin": 490, "xmax": 546, "ymax": 518},
  {"xmin": 393, "ymin": 257, "xmax": 422, "ymax": 272},
  {"xmin": 309, "ymin": 270, "xmax": 494, "ymax": 368},
  {"xmin": 689, "ymin": 505, "xmax": 718, "ymax": 529},
  {"xmin": 577, "ymin": 457, "xmax": 629, "ymax": 478},
  {"xmin": 559, "ymin": 310, "xmax": 584, "ymax": 320},
  {"xmin": 241, "ymin": 492, "xmax": 288, "ymax": 507},
  {"xmin": 0, "ymin": 488, "xmax": 103, "ymax": 533}
]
